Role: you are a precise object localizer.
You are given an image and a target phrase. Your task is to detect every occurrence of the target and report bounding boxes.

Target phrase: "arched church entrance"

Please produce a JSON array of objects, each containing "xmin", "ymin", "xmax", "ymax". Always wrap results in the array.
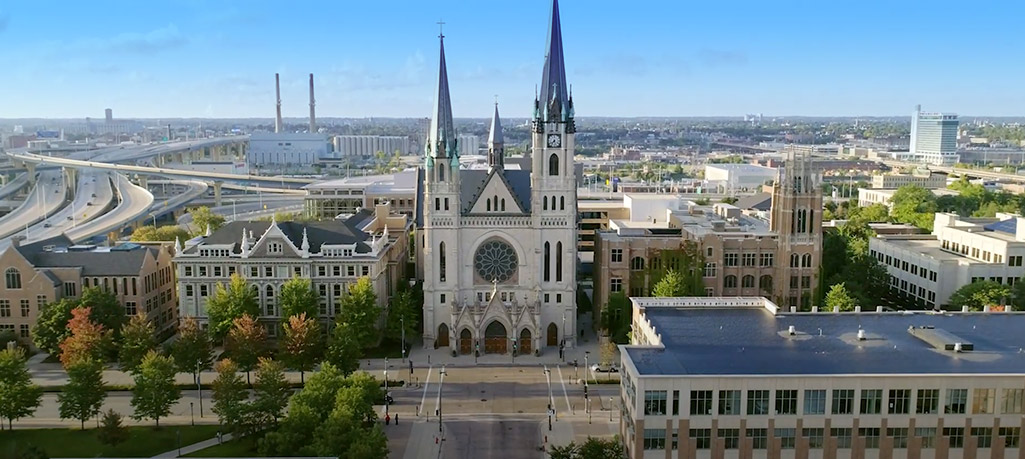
[
  {"xmin": 519, "ymin": 328, "xmax": 533, "ymax": 355},
  {"xmin": 459, "ymin": 329, "xmax": 472, "ymax": 355},
  {"xmin": 436, "ymin": 324, "xmax": 449, "ymax": 348},
  {"xmin": 484, "ymin": 321, "xmax": 508, "ymax": 354},
  {"xmin": 547, "ymin": 323, "xmax": 559, "ymax": 347}
]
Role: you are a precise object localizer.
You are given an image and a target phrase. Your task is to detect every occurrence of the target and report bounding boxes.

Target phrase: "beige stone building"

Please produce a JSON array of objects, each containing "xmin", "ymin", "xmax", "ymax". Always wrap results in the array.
[
  {"xmin": 0, "ymin": 236, "xmax": 177, "ymax": 347},
  {"xmin": 621, "ymin": 297, "xmax": 1025, "ymax": 459},
  {"xmin": 593, "ymin": 153, "xmax": 822, "ymax": 323},
  {"xmin": 175, "ymin": 202, "xmax": 410, "ymax": 335}
]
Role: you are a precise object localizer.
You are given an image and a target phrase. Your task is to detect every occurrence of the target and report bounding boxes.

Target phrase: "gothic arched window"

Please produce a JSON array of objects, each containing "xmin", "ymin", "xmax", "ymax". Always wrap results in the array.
[
  {"xmin": 5, "ymin": 268, "xmax": 20, "ymax": 289},
  {"xmin": 724, "ymin": 275, "xmax": 737, "ymax": 289},
  {"xmin": 439, "ymin": 242, "xmax": 447, "ymax": 283},
  {"xmin": 556, "ymin": 242, "xmax": 563, "ymax": 282},
  {"xmin": 543, "ymin": 242, "xmax": 551, "ymax": 282},
  {"xmin": 549, "ymin": 153, "xmax": 559, "ymax": 176}
]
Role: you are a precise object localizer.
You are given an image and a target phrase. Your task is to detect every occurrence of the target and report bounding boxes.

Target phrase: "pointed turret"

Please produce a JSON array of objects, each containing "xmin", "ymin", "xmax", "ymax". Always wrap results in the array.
[
  {"xmin": 300, "ymin": 227, "xmax": 310, "ymax": 256},
  {"xmin": 487, "ymin": 101, "xmax": 504, "ymax": 169},
  {"xmin": 174, "ymin": 236, "xmax": 182, "ymax": 256},
  {"xmin": 537, "ymin": 0, "xmax": 570, "ymax": 123},
  {"xmin": 426, "ymin": 31, "xmax": 457, "ymax": 164}
]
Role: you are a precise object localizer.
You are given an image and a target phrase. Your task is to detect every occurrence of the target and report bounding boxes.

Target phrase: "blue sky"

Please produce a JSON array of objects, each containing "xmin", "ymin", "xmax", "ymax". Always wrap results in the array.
[{"xmin": 3, "ymin": 0, "xmax": 1024, "ymax": 119}]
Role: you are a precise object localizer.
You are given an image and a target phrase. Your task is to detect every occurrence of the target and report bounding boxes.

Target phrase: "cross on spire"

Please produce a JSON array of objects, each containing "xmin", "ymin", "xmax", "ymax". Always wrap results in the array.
[{"xmin": 437, "ymin": 20, "xmax": 445, "ymax": 38}]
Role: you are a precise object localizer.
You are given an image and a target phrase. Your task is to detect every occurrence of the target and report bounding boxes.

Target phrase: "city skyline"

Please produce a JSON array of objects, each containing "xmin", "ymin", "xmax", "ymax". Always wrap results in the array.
[{"xmin": 3, "ymin": 0, "xmax": 1025, "ymax": 119}]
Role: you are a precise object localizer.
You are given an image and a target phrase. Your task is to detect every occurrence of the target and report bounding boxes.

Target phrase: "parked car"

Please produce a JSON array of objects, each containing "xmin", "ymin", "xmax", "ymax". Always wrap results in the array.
[{"xmin": 591, "ymin": 363, "xmax": 619, "ymax": 373}]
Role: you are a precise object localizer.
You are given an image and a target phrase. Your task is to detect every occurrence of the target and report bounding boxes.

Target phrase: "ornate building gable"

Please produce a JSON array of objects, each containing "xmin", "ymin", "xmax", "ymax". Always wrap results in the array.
[{"xmin": 465, "ymin": 169, "xmax": 529, "ymax": 215}]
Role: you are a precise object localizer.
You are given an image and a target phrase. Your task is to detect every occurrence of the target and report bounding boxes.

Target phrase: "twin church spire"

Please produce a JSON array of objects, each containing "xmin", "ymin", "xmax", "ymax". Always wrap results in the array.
[{"xmin": 426, "ymin": 0, "xmax": 571, "ymax": 169}]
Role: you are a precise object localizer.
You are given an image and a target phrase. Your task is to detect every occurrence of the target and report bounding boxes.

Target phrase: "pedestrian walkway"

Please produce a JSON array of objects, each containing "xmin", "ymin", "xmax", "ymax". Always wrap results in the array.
[
  {"xmin": 151, "ymin": 432, "xmax": 234, "ymax": 457},
  {"xmin": 396, "ymin": 421, "xmax": 441, "ymax": 459}
]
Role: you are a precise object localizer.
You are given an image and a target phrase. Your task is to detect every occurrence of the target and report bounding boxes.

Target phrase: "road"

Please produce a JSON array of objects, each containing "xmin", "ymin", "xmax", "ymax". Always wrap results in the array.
[
  {"xmin": 23, "ymin": 172, "xmax": 114, "ymax": 243},
  {"xmin": 0, "ymin": 170, "xmax": 68, "ymax": 240},
  {"xmin": 144, "ymin": 179, "xmax": 208, "ymax": 222},
  {"xmin": 65, "ymin": 173, "xmax": 154, "ymax": 242},
  {"xmin": 178, "ymin": 198, "xmax": 304, "ymax": 224},
  {"xmin": 0, "ymin": 173, "xmax": 29, "ymax": 200},
  {"xmin": 24, "ymin": 391, "xmax": 214, "ymax": 429}
]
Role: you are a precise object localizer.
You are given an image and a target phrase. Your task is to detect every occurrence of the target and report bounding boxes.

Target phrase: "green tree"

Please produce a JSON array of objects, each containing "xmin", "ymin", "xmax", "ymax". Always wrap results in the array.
[
  {"xmin": 847, "ymin": 203, "xmax": 890, "ymax": 226},
  {"xmin": 601, "ymin": 293, "xmax": 631, "ymax": 344},
  {"xmin": 824, "ymin": 283, "xmax": 859, "ymax": 312},
  {"xmin": 170, "ymin": 317, "xmax": 213, "ymax": 386},
  {"xmin": 189, "ymin": 206, "xmax": 226, "ymax": 235},
  {"xmin": 32, "ymin": 298, "xmax": 77, "ymax": 355},
  {"xmin": 97, "ymin": 409, "xmax": 129, "ymax": 447},
  {"xmin": 325, "ymin": 322, "xmax": 361, "ymax": 375},
  {"xmin": 130, "ymin": 224, "xmax": 191, "ymax": 243},
  {"xmin": 59, "ymin": 307, "xmax": 112, "ymax": 368},
  {"xmin": 336, "ymin": 276, "xmax": 380, "ymax": 349},
  {"xmin": 119, "ymin": 313, "xmax": 155, "ymax": 373},
  {"xmin": 78, "ymin": 287, "xmax": 127, "ymax": 342},
  {"xmin": 279, "ymin": 276, "xmax": 320, "ymax": 321},
  {"xmin": 282, "ymin": 313, "xmax": 321, "ymax": 384},
  {"xmin": 227, "ymin": 314, "xmax": 266, "ymax": 386},
  {"xmin": 948, "ymin": 281, "xmax": 1011, "ymax": 311},
  {"xmin": 0, "ymin": 348, "xmax": 43, "ymax": 429},
  {"xmin": 577, "ymin": 436, "xmax": 626, "ymax": 459},
  {"xmin": 651, "ymin": 269, "xmax": 691, "ymax": 297},
  {"xmin": 249, "ymin": 358, "xmax": 291, "ymax": 432},
  {"xmin": 889, "ymin": 185, "xmax": 937, "ymax": 231},
  {"xmin": 1012, "ymin": 280, "xmax": 1025, "ymax": 311},
  {"xmin": 206, "ymin": 273, "xmax": 260, "ymax": 339},
  {"xmin": 211, "ymin": 359, "xmax": 247, "ymax": 434},
  {"xmin": 130, "ymin": 350, "xmax": 181, "ymax": 427},
  {"xmin": 384, "ymin": 286, "xmax": 419, "ymax": 344},
  {"xmin": 288, "ymin": 362, "xmax": 346, "ymax": 421},
  {"xmin": 58, "ymin": 358, "xmax": 106, "ymax": 429}
]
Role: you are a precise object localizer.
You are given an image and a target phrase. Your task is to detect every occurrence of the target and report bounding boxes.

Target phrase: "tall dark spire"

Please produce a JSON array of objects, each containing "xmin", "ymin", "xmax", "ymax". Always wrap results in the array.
[
  {"xmin": 538, "ymin": 0, "xmax": 569, "ymax": 122},
  {"xmin": 427, "ymin": 25, "xmax": 457, "ymax": 161},
  {"xmin": 488, "ymin": 101, "xmax": 504, "ymax": 169}
]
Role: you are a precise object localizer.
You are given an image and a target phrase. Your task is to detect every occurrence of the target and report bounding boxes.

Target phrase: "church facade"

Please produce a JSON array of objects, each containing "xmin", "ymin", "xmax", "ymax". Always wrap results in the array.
[{"xmin": 416, "ymin": 0, "xmax": 577, "ymax": 355}]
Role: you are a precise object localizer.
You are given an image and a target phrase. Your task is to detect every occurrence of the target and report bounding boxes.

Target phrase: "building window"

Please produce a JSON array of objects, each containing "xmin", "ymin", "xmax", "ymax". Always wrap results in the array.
[
  {"xmin": 609, "ymin": 278, "xmax": 622, "ymax": 293},
  {"xmin": 747, "ymin": 390, "xmax": 769, "ymax": 415},
  {"xmin": 64, "ymin": 281, "xmax": 77, "ymax": 297},
  {"xmin": 1010, "ymin": 255, "xmax": 1023, "ymax": 267},
  {"xmin": 703, "ymin": 263, "xmax": 716, "ymax": 278},
  {"xmin": 19, "ymin": 300, "xmax": 29, "ymax": 317},
  {"xmin": 944, "ymin": 427, "xmax": 964, "ymax": 448},
  {"xmin": 0, "ymin": 300, "xmax": 9, "ymax": 317},
  {"xmin": 860, "ymin": 389, "xmax": 882, "ymax": 414},
  {"xmin": 775, "ymin": 428, "xmax": 796, "ymax": 449},
  {"xmin": 742, "ymin": 253, "xmax": 756, "ymax": 266},
  {"xmin": 889, "ymin": 389, "xmax": 911, "ymax": 414},
  {"xmin": 671, "ymin": 390, "xmax": 679, "ymax": 415},
  {"xmin": 630, "ymin": 257, "xmax": 644, "ymax": 271},
  {"xmin": 775, "ymin": 390, "xmax": 797, "ymax": 415},
  {"xmin": 746, "ymin": 428, "xmax": 767, "ymax": 449},
  {"xmin": 611, "ymin": 249, "xmax": 623, "ymax": 263},
  {"xmin": 184, "ymin": 266, "xmax": 193, "ymax": 277},
  {"xmin": 644, "ymin": 390, "xmax": 667, "ymax": 416},
  {"xmin": 4, "ymin": 268, "xmax": 21, "ymax": 289},
  {"xmin": 759, "ymin": 253, "xmax": 774, "ymax": 267},
  {"xmin": 724, "ymin": 275, "xmax": 737, "ymax": 289},
  {"xmin": 719, "ymin": 428, "xmax": 739, "ymax": 449},
  {"xmin": 800, "ymin": 275, "xmax": 811, "ymax": 288},
  {"xmin": 741, "ymin": 275, "xmax": 755, "ymax": 289},
  {"xmin": 439, "ymin": 242, "xmax": 446, "ymax": 283},
  {"xmin": 804, "ymin": 389, "xmax": 825, "ymax": 415},
  {"xmin": 916, "ymin": 389, "xmax": 939, "ymax": 414},
  {"xmin": 643, "ymin": 429, "xmax": 665, "ymax": 450},
  {"xmin": 916, "ymin": 427, "xmax": 937, "ymax": 448},
  {"xmin": 803, "ymin": 428, "xmax": 824, "ymax": 449},
  {"xmin": 719, "ymin": 390, "xmax": 740, "ymax": 415},
  {"xmin": 1000, "ymin": 427, "xmax": 1021, "ymax": 448},
  {"xmin": 19, "ymin": 324, "xmax": 29, "ymax": 338},
  {"xmin": 690, "ymin": 429, "xmax": 711, "ymax": 449},
  {"xmin": 832, "ymin": 389, "xmax": 854, "ymax": 415},
  {"xmin": 973, "ymin": 388, "xmax": 995, "ymax": 414},
  {"xmin": 1002, "ymin": 389, "xmax": 1025, "ymax": 414},
  {"xmin": 889, "ymin": 428, "xmax": 909, "ymax": 449},
  {"xmin": 832, "ymin": 428, "xmax": 852, "ymax": 449},
  {"xmin": 361, "ymin": 266, "xmax": 369, "ymax": 277},
  {"xmin": 972, "ymin": 427, "xmax": 993, "ymax": 448},
  {"xmin": 690, "ymin": 390, "xmax": 713, "ymax": 416},
  {"xmin": 759, "ymin": 275, "xmax": 772, "ymax": 291},
  {"xmin": 859, "ymin": 428, "xmax": 880, "ymax": 449},
  {"xmin": 126, "ymin": 302, "xmax": 137, "ymax": 316},
  {"xmin": 946, "ymin": 388, "xmax": 967, "ymax": 413},
  {"xmin": 36, "ymin": 295, "xmax": 47, "ymax": 310},
  {"xmin": 724, "ymin": 253, "xmax": 738, "ymax": 267}
]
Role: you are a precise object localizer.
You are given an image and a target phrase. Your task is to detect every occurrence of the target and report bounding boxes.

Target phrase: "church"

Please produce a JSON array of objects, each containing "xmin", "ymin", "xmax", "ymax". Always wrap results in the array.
[{"xmin": 415, "ymin": 0, "xmax": 577, "ymax": 356}]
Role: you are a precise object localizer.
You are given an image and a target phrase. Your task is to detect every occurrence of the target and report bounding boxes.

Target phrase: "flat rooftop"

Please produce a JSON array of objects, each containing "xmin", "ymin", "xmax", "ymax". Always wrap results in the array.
[{"xmin": 626, "ymin": 307, "xmax": 1025, "ymax": 376}]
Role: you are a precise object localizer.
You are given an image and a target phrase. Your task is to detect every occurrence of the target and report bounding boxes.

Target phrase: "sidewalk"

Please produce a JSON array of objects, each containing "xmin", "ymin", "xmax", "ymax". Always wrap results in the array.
[{"xmin": 152, "ymin": 432, "xmax": 234, "ymax": 458}]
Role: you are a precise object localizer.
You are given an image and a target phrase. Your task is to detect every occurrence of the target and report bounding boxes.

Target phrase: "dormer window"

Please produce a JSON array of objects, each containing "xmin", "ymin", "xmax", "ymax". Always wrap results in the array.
[{"xmin": 268, "ymin": 242, "xmax": 282, "ymax": 254}]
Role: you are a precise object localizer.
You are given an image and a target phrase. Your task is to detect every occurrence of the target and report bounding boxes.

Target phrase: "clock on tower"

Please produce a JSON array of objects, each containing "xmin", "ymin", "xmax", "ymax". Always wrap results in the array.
[{"xmin": 546, "ymin": 133, "xmax": 562, "ymax": 148}]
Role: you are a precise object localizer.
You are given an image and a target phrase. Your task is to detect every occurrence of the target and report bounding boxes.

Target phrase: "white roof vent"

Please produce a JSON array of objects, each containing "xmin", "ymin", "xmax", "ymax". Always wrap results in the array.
[
  {"xmin": 954, "ymin": 342, "xmax": 963, "ymax": 353},
  {"xmin": 788, "ymin": 325, "xmax": 796, "ymax": 336},
  {"xmin": 857, "ymin": 329, "xmax": 866, "ymax": 341}
]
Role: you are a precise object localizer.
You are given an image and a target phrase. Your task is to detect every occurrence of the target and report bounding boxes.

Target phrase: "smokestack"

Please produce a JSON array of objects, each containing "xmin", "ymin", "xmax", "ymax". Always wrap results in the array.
[
  {"xmin": 275, "ymin": 74, "xmax": 283, "ymax": 133},
  {"xmin": 309, "ymin": 73, "xmax": 316, "ymax": 133}
]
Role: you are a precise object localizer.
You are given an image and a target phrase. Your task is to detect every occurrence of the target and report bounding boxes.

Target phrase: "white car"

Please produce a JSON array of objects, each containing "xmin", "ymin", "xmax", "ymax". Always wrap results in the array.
[{"xmin": 591, "ymin": 363, "xmax": 619, "ymax": 373}]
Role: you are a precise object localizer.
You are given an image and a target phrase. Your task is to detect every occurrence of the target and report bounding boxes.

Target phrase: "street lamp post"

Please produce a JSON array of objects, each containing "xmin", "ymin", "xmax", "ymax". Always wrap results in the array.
[
  {"xmin": 190, "ymin": 402, "xmax": 195, "ymax": 426},
  {"xmin": 196, "ymin": 360, "xmax": 204, "ymax": 417},
  {"xmin": 610, "ymin": 397, "xmax": 614, "ymax": 422},
  {"xmin": 543, "ymin": 366, "xmax": 554, "ymax": 430},
  {"xmin": 437, "ymin": 367, "xmax": 447, "ymax": 434},
  {"xmin": 400, "ymin": 317, "xmax": 406, "ymax": 363}
]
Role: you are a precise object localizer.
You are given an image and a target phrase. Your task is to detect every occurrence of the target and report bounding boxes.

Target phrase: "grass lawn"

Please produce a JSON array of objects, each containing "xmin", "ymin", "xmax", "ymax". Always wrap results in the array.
[
  {"xmin": 0, "ymin": 424, "xmax": 221, "ymax": 458},
  {"xmin": 183, "ymin": 436, "xmax": 260, "ymax": 457}
]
